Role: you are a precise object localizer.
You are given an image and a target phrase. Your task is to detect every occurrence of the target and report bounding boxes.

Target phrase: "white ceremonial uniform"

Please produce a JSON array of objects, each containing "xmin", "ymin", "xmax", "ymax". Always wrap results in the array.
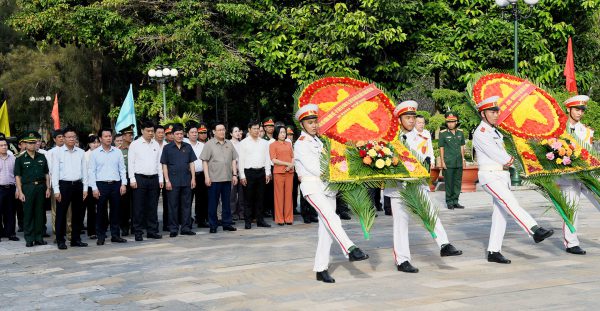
[
  {"xmin": 406, "ymin": 129, "xmax": 435, "ymax": 162},
  {"xmin": 383, "ymin": 132, "xmax": 449, "ymax": 264},
  {"xmin": 558, "ymin": 121, "xmax": 600, "ymax": 248},
  {"xmin": 473, "ymin": 120, "xmax": 538, "ymax": 252},
  {"xmin": 294, "ymin": 131, "xmax": 355, "ymax": 272}
]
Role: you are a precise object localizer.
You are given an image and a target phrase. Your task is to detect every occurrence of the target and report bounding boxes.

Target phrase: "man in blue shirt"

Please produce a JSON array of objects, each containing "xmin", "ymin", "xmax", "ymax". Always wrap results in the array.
[
  {"xmin": 88, "ymin": 128, "xmax": 128, "ymax": 245},
  {"xmin": 161, "ymin": 124, "xmax": 197, "ymax": 237}
]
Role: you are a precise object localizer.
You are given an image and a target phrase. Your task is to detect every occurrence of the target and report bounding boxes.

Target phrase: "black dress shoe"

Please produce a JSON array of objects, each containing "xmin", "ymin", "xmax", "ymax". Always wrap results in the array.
[
  {"xmin": 440, "ymin": 243, "xmax": 463, "ymax": 257},
  {"xmin": 316, "ymin": 270, "xmax": 335, "ymax": 283},
  {"xmin": 70, "ymin": 241, "xmax": 88, "ymax": 247},
  {"xmin": 170, "ymin": 232, "xmax": 178, "ymax": 237},
  {"xmin": 397, "ymin": 261, "xmax": 419, "ymax": 273},
  {"xmin": 454, "ymin": 204, "xmax": 465, "ymax": 209},
  {"xmin": 26, "ymin": 241, "xmax": 34, "ymax": 247},
  {"xmin": 245, "ymin": 223, "xmax": 252, "ymax": 229},
  {"xmin": 257, "ymin": 222, "xmax": 271, "ymax": 228},
  {"xmin": 111, "ymin": 237, "xmax": 127, "ymax": 243},
  {"xmin": 303, "ymin": 218, "xmax": 311, "ymax": 224},
  {"xmin": 487, "ymin": 251, "xmax": 511, "ymax": 264},
  {"xmin": 309, "ymin": 216, "xmax": 319, "ymax": 223},
  {"xmin": 121, "ymin": 229, "xmax": 129, "ymax": 237},
  {"xmin": 339, "ymin": 212, "xmax": 351, "ymax": 220},
  {"xmin": 135, "ymin": 235, "xmax": 143, "ymax": 241},
  {"xmin": 97, "ymin": 239, "xmax": 105, "ymax": 245},
  {"xmin": 447, "ymin": 204, "xmax": 455, "ymax": 210},
  {"xmin": 566, "ymin": 246, "xmax": 586, "ymax": 255},
  {"xmin": 197, "ymin": 222, "xmax": 210, "ymax": 228},
  {"xmin": 8, "ymin": 236, "xmax": 20, "ymax": 241},
  {"xmin": 348, "ymin": 247, "xmax": 369, "ymax": 261},
  {"xmin": 57, "ymin": 242, "xmax": 68, "ymax": 250},
  {"xmin": 209, "ymin": 228, "xmax": 217, "ymax": 233},
  {"xmin": 285, "ymin": 222, "xmax": 293, "ymax": 225},
  {"xmin": 277, "ymin": 223, "xmax": 284, "ymax": 226},
  {"xmin": 180, "ymin": 231, "xmax": 197, "ymax": 236},
  {"xmin": 34, "ymin": 240, "xmax": 47, "ymax": 246},
  {"xmin": 147, "ymin": 233, "xmax": 162, "ymax": 239},
  {"xmin": 532, "ymin": 226, "xmax": 554, "ymax": 243},
  {"xmin": 223, "ymin": 226, "xmax": 237, "ymax": 231}
]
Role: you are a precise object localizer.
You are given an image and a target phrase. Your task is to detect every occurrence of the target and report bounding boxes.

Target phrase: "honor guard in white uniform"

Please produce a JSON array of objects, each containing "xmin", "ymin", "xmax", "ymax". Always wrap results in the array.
[
  {"xmin": 384, "ymin": 100, "xmax": 462, "ymax": 273},
  {"xmin": 294, "ymin": 104, "xmax": 369, "ymax": 283},
  {"xmin": 474, "ymin": 96, "xmax": 554, "ymax": 264},
  {"xmin": 556, "ymin": 95, "xmax": 599, "ymax": 255}
]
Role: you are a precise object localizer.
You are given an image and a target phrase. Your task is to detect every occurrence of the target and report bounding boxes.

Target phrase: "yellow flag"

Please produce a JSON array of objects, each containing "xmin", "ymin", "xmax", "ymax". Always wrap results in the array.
[{"xmin": 0, "ymin": 101, "xmax": 10, "ymax": 137}]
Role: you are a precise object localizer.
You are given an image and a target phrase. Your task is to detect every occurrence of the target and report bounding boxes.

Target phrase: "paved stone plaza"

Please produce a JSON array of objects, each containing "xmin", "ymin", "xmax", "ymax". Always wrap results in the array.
[{"xmin": 1, "ymin": 189, "xmax": 600, "ymax": 310}]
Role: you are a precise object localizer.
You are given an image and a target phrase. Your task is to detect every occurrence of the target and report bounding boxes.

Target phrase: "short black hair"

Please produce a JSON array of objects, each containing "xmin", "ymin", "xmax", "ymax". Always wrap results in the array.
[
  {"xmin": 0, "ymin": 137, "xmax": 6, "ymax": 145},
  {"xmin": 274, "ymin": 125, "xmax": 287, "ymax": 141},
  {"xmin": 155, "ymin": 124, "xmax": 165, "ymax": 131},
  {"xmin": 63, "ymin": 126, "xmax": 77, "ymax": 136},
  {"xmin": 212, "ymin": 121, "xmax": 225, "ymax": 130},
  {"xmin": 172, "ymin": 124, "xmax": 185, "ymax": 133},
  {"xmin": 141, "ymin": 120, "xmax": 155, "ymax": 130},
  {"xmin": 97, "ymin": 128, "xmax": 113, "ymax": 138},
  {"xmin": 186, "ymin": 121, "xmax": 199, "ymax": 132},
  {"xmin": 114, "ymin": 133, "xmax": 123, "ymax": 138},
  {"xmin": 247, "ymin": 120, "xmax": 261, "ymax": 129},
  {"xmin": 415, "ymin": 115, "xmax": 425, "ymax": 119}
]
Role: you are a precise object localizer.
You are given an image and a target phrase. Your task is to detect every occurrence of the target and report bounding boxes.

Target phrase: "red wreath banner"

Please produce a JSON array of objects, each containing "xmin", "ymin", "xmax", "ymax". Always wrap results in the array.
[{"xmin": 472, "ymin": 73, "xmax": 567, "ymax": 140}]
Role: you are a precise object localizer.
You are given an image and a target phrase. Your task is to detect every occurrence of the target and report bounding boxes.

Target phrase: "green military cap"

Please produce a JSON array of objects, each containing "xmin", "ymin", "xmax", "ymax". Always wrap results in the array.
[
  {"xmin": 119, "ymin": 124, "xmax": 135, "ymax": 135},
  {"xmin": 445, "ymin": 111, "xmax": 458, "ymax": 122},
  {"xmin": 19, "ymin": 130, "xmax": 40, "ymax": 143}
]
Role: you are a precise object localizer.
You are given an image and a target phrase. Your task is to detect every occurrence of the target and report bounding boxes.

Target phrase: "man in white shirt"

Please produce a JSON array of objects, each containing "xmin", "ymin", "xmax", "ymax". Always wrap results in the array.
[
  {"xmin": 154, "ymin": 124, "xmax": 169, "ymax": 231},
  {"xmin": 48, "ymin": 129, "xmax": 66, "ymax": 239},
  {"xmin": 407, "ymin": 115, "xmax": 435, "ymax": 168},
  {"xmin": 188, "ymin": 122, "xmax": 210, "ymax": 228},
  {"xmin": 129, "ymin": 121, "xmax": 164, "ymax": 241},
  {"xmin": 51, "ymin": 127, "xmax": 88, "ymax": 249},
  {"xmin": 239, "ymin": 120, "xmax": 272, "ymax": 229},
  {"xmin": 474, "ymin": 96, "xmax": 554, "ymax": 264}
]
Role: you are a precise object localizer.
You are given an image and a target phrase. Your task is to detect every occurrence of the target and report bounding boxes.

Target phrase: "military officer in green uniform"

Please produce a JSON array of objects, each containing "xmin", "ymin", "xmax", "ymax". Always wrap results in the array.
[
  {"xmin": 439, "ymin": 112, "xmax": 466, "ymax": 210},
  {"xmin": 14, "ymin": 131, "xmax": 51, "ymax": 247}
]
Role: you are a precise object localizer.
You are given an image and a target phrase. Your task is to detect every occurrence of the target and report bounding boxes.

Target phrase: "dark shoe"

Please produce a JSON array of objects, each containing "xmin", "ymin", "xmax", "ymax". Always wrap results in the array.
[
  {"xmin": 277, "ymin": 223, "xmax": 284, "ymax": 226},
  {"xmin": 88, "ymin": 235, "xmax": 97, "ymax": 240},
  {"xmin": 348, "ymin": 247, "xmax": 369, "ymax": 262},
  {"xmin": 111, "ymin": 237, "xmax": 127, "ymax": 243},
  {"xmin": 169, "ymin": 232, "xmax": 178, "ymax": 238},
  {"xmin": 180, "ymin": 231, "xmax": 196, "ymax": 236},
  {"xmin": 309, "ymin": 216, "xmax": 319, "ymax": 223},
  {"xmin": 43, "ymin": 233, "xmax": 50, "ymax": 238},
  {"xmin": 454, "ymin": 204, "xmax": 465, "ymax": 209},
  {"xmin": 34, "ymin": 240, "xmax": 47, "ymax": 246},
  {"xmin": 257, "ymin": 222, "xmax": 271, "ymax": 228},
  {"xmin": 26, "ymin": 241, "xmax": 34, "ymax": 247},
  {"xmin": 8, "ymin": 236, "xmax": 20, "ymax": 241},
  {"xmin": 397, "ymin": 261, "xmax": 419, "ymax": 273},
  {"xmin": 316, "ymin": 270, "xmax": 335, "ymax": 283},
  {"xmin": 135, "ymin": 235, "xmax": 143, "ymax": 242},
  {"xmin": 285, "ymin": 222, "xmax": 293, "ymax": 225},
  {"xmin": 121, "ymin": 229, "xmax": 129, "ymax": 237},
  {"xmin": 57, "ymin": 242, "xmax": 67, "ymax": 250},
  {"xmin": 97, "ymin": 239, "xmax": 105, "ymax": 245},
  {"xmin": 384, "ymin": 208, "xmax": 392, "ymax": 216},
  {"xmin": 339, "ymin": 212, "xmax": 351, "ymax": 220},
  {"xmin": 447, "ymin": 204, "xmax": 455, "ymax": 210},
  {"xmin": 440, "ymin": 243, "xmax": 463, "ymax": 257},
  {"xmin": 70, "ymin": 241, "xmax": 88, "ymax": 247},
  {"xmin": 223, "ymin": 226, "xmax": 237, "ymax": 232},
  {"xmin": 532, "ymin": 226, "xmax": 554, "ymax": 243},
  {"xmin": 197, "ymin": 222, "xmax": 210, "ymax": 228},
  {"xmin": 303, "ymin": 218, "xmax": 311, "ymax": 224},
  {"xmin": 487, "ymin": 251, "xmax": 511, "ymax": 264},
  {"xmin": 209, "ymin": 228, "xmax": 217, "ymax": 233},
  {"xmin": 566, "ymin": 246, "xmax": 586, "ymax": 255},
  {"xmin": 147, "ymin": 233, "xmax": 162, "ymax": 239},
  {"xmin": 245, "ymin": 223, "xmax": 251, "ymax": 229}
]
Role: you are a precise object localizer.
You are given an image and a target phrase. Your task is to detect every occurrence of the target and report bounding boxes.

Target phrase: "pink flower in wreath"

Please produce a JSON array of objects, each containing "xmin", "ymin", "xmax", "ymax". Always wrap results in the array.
[
  {"xmin": 562, "ymin": 156, "xmax": 572, "ymax": 165},
  {"xmin": 404, "ymin": 162, "xmax": 415, "ymax": 172},
  {"xmin": 339, "ymin": 160, "xmax": 348, "ymax": 172},
  {"xmin": 551, "ymin": 141, "xmax": 563, "ymax": 150},
  {"xmin": 546, "ymin": 152, "xmax": 555, "ymax": 160}
]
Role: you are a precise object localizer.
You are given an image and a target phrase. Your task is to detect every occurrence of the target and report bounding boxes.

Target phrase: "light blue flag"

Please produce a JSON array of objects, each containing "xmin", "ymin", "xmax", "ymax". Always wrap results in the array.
[{"xmin": 115, "ymin": 84, "xmax": 138, "ymax": 135}]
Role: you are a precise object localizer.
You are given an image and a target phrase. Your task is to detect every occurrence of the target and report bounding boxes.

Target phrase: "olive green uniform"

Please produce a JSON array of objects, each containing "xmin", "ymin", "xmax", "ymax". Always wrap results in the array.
[
  {"xmin": 439, "ymin": 129, "xmax": 465, "ymax": 208},
  {"xmin": 14, "ymin": 152, "xmax": 49, "ymax": 243}
]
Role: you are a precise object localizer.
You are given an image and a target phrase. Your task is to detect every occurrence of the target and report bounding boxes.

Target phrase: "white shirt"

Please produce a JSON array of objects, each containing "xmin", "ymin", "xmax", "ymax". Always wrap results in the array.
[
  {"xmin": 568, "ymin": 121, "xmax": 594, "ymax": 146},
  {"xmin": 473, "ymin": 121, "xmax": 514, "ymax": 185},
  {"xmin": 407, "ymin": 129, "xmax": 435, "ymax": 162},
  {"xmin": 46, "ymin": 146, "xmax": 62, "ymax": 177},
  {"xmin": 238, "ymin": 136, "xmax": 272, "ymax": 179},
  {"xmin": 293, "ymin": 131, "xmax": 322, "ymax": 178},
  {"xmin": 188, "ymin": 139, "xmax": 205, "ymax": 172},
  {"xmin": 128, "ymin": 138, "xmax": 164, "ymax": 183},
  {"xmin": 51, "ymin": 145, "xmax": 87, "ymax": 194}
]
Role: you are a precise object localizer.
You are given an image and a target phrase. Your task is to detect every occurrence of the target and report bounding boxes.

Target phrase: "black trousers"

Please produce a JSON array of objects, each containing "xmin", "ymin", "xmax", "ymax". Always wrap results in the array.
[
  {"xmin": 0, "ymin": 185, "xmax": 16, "ymax": 237},
  {"xmin": 336, "ymin": 193, "xmax": 350, "ymax": 214},
  {"xmin": 193, "ymin": 172, "xmax": 208, "ymax": 224},
  {"xmin": 368, "ymin": 187, "xmax": 382, "ymax": 211},
  {"xmin": 56, "ymin": 181, "xmax": 83, "ymax": 243},
  {"xmin": 132, "ymin": 174, "xmax": 160, "ymax": 236},
  {"xmin": 162, "ymin": 187, "xmax": 169, "ymax": 231},
  {"xmin": 167, "ymin": 186, "xmax": 192, "ymax": 233},
  {"xmin": 120, "ymin": 181, "xmax": 132, "ymax": 232},
  {"xmin": 96, "ymin": 181, "xmax": 122, "ymax": 239},
  {"xmin": 243, "ymin": 168, "xmax": 266, "ymax": 224},
  {"xmin": 82, "ymin": 186, "xmax": 97, "ymax": 236}
]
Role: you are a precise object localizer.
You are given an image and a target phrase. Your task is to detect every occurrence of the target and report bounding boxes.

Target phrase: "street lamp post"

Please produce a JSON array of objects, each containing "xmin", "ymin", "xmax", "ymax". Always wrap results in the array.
[
  {"xmin": 29, "ymin": 95, "xmax": 51, "ymax": 133},
  {"xmin": 147, "ymin": 67, "xmax": 179, "ymax": 120},
  {"xmin": 495, "ymin": 0, "xmax": 539, "ymax": 75}
]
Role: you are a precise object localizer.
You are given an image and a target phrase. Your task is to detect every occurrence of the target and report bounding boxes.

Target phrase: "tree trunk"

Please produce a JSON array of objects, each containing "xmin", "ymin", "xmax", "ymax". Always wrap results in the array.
[
  {"xmin": 195, "ymin": 85, "xmax": 203, "ymax": 121},
  {"xmin": 91, "ymin": 57, "xmax": 103, "ymax": 131}
]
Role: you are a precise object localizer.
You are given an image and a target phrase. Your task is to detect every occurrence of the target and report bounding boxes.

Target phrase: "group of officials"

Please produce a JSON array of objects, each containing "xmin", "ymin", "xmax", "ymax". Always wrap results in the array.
[{"xmin": 0, "ymin": 93, "xmax": 597, "ymax": 283}]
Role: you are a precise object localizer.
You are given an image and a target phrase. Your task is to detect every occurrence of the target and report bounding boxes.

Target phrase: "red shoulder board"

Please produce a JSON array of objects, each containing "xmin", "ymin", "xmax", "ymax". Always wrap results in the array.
[
  {"xmin": 298, "ymin": 136, "xmax": 305, "ymax": 141},
  {"xmin": 480, "ymin": 127, "xmax": 485, "ymax": 132}
]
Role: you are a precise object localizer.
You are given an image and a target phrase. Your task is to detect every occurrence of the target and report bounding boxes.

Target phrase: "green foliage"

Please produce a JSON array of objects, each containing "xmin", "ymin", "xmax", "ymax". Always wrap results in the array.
[
  {"xmin": 340, "ymin": 185, "xmax": 377, "ymax": 240},
  {"xmin": 577, "ymin": 172, "xmax": 600, "ymax": 201},
  {"xmin": 432, "ymin": 88, "xmax": 479, "ymax": 134},
  {"xmin": 399, "ymin": 181, "xmax": 439, "ymax": 238},
  {"xmin": 525, "ymin": 175, "xmax": 577, "ymax": 233}
]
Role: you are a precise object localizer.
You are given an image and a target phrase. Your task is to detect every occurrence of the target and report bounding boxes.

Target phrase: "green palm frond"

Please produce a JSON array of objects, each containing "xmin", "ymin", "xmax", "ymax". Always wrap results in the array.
[
  {"xmin": 577, "ymin": 172, "xmax": 600, "ymax": 201},
  {"xmin": 340, "ymin": 185, "xmax": 376, "ymax": 240},
  {"xmin": 160, "ymin": 112, "xmax": 200, "ymax": 126},
  {"xmin": 399, "ymin": 181, "xmax": 439, "ymax": 238},
  {"xmin": 525, "ymin": 175, "xmax": 576, "ymax": 233}
]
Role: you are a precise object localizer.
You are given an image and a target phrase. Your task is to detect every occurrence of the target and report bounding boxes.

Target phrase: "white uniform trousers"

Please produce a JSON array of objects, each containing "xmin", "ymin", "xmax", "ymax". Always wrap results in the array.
[
  {"xmin": 480, "ymin": 171, "xmax": 538, "ymax": 252},
  {"xmin": 557, "ymin": 177, "xmax": 600, "ymax": 247},
  {"xmin": 389, "ymin": 195, "xmax": 449, "ymax": 264},
  {"xmin": 305, "ymin": 192, "xmax": 355, "ymax": 272}
]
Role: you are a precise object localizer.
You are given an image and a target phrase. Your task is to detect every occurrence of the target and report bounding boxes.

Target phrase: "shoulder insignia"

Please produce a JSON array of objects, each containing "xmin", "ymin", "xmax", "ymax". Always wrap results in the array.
[
  {"xmin": 298, "ymin": 136, "xmax": 305, "ymax": 141},
  {"xmin": 440, "ymin": 129, "xmax": 447, "ymax": 133},
  {"xmin": 480, "ymin": 127, "xmax": 485, "ymax": 132}
]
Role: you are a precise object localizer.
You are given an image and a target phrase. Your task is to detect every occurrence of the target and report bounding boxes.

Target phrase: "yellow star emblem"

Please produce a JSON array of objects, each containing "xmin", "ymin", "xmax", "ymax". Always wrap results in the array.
[
  {"xmin": 320, "ymin": 89, "xmax": 379, "ymax": 133},
  {"xmin": 499, "ymin": 84, "xmax": 548, "ymax": 127}
]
